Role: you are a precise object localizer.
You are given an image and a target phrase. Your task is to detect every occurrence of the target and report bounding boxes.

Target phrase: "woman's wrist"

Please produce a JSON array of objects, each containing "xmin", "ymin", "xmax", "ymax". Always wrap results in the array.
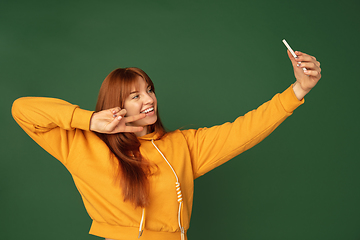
[{"xmin": 292, "ymin": 81, "xmax": 310, "ymax": 101}]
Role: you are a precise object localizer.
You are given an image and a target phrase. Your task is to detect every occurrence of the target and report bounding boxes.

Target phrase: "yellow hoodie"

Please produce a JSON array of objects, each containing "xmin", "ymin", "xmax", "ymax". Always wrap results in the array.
[{"xmin": 12, "ymin": 85, "xmax": 303, "ymax": 240}]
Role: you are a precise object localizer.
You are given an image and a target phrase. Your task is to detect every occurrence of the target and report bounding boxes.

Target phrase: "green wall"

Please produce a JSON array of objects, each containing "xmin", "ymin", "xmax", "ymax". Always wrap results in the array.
[{"xmin": 2, "ymin": 0, "xmax": 360, "ymax": 239}]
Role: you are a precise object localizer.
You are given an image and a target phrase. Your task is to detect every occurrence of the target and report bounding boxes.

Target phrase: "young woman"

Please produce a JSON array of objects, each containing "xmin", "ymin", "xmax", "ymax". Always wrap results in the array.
[{"xmin": 12, "ymin": 50, "xmax": 321, "ymax": 240}]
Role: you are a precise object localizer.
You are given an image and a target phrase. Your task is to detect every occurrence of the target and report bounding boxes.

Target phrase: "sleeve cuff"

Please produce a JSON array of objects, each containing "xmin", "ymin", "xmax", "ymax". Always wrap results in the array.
[
  {"xmin": 71, "ymin": 107, "xmax": 95, "ymax": 131},
  {"xmin": 279, "ymin": 84, "xmax": 305, "ymax": 113}
]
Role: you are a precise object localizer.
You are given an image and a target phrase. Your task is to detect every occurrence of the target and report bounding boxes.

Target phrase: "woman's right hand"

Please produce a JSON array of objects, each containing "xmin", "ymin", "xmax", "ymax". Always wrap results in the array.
[{"xmin": 89, "ymin": 107, "xmax": 146, "ymax": 134}]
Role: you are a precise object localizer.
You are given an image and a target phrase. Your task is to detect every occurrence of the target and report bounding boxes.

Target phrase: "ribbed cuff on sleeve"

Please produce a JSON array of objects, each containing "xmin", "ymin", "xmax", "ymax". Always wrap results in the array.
[
  {"xmin": 279, "ymin": 84, "xmax": 305, "ymax": 113},
  {"xmin": 71, "ymin": 107, "xmax": 95, "ymax": 131}
]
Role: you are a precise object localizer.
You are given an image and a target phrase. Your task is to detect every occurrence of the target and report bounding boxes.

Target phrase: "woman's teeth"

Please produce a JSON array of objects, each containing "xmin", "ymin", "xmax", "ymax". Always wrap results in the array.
[{"xmin": 141, "ymin": 108, "xmax": 154, "ymax": 114}]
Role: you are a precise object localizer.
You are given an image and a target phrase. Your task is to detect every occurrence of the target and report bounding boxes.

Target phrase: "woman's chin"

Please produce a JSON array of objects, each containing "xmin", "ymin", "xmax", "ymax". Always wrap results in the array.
[
  {"xmin": 147, "ymin": 116, "xmax": 158, "ymax": 125},
  {"xmin": 139, "ymin": 116, "xmax": 158, "ymax": 127}
]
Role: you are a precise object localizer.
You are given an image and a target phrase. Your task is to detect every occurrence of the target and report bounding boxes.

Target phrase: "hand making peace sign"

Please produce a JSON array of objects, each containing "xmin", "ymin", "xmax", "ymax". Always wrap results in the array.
[{"xmin": 90, "ymin": 107, "xmax": 146, "ymax": 134}]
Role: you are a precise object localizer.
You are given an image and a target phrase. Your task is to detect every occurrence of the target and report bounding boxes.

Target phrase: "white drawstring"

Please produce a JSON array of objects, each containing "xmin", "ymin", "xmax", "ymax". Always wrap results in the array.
[
  {"xmin": 138, "ymin": 208, "xmax": 145, "ymax": 238},
  {"xmin": 151, "ymin": 140, "xmax": 185, "ymax": 240}
]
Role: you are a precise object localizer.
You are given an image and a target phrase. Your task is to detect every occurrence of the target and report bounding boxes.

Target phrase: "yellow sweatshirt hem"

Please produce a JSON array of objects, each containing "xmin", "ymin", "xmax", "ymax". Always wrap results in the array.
[{"xmin": 90, "ymin": 221, "xmax": 187, "ymax": 240}]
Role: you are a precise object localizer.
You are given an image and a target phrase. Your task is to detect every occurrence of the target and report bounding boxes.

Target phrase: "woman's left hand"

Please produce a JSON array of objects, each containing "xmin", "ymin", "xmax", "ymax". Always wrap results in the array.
[{"xmin": 287, "ymin": 50, "xmax": 321, "ymax": 100}]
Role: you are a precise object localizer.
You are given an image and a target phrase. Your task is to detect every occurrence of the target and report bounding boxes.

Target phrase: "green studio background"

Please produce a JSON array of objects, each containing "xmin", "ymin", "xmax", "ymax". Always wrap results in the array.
[{"xmin": 1, "ymin": 0, "xmax": 360, "ymax": 239}]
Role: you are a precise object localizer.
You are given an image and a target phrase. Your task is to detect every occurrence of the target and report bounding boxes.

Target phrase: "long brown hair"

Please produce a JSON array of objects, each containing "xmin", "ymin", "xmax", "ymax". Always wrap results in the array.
[{"xmin": 95, "ymin": 67, "xmax": 166, "ymax": 208}]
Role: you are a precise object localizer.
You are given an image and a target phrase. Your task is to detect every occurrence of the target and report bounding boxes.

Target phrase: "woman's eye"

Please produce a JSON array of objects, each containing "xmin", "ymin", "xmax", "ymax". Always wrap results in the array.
[
  {"xmin": 147, "ymin": 88, "xmax": 153, "ymax": 93},
  {"xmin": 132, "ymin": 95, "xmax": 139, "ymax": 99}
]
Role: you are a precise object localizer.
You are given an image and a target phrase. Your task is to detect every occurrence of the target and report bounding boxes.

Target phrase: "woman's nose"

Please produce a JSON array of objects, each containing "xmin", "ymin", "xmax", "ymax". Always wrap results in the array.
[{"xmin": 143, "ymin": 93, "xmax": 154, "ymax": 104}]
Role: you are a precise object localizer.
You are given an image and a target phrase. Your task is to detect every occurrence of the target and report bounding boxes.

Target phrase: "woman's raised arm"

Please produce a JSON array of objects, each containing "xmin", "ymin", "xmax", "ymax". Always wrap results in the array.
[{"xmin": 12, "ymin": 97, "xmax": 94, "ymax": 163}]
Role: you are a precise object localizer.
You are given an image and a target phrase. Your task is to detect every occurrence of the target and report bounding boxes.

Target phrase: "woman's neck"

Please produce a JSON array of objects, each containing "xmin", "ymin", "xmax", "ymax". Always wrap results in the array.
[{"xmin": 134, "ymin": 126, "xmax": 150, "ymax": 137}]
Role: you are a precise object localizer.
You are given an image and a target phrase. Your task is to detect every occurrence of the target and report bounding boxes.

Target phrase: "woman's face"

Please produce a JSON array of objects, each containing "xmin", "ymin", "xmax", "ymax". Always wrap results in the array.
[{"xmin": 123, "ymin": 76, "xmax": 157, "ymax": 136}]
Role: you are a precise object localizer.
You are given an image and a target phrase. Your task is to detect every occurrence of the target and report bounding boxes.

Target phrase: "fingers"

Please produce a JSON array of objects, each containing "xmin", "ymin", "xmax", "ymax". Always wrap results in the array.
[
  {"xmin": 110, "ymin": 107, "xmax": 121, "ymax": 114},
  {"xmin": 105, "ymin": 115, "xmax": 124, "ymax": 132},
  {"xmin": 105, "ymin": 116, "xmax": 145, "ymax": 134},
  {"xmin": 108, "ymin": 113, "xmax": 146, "ymax": 133},
  {"xmin": 290, "ymin": 51, "xmax": 321, "ymax": 71},
  {"xmin": 297, "ymin": 61, "xmax": 321, "ymax": 71},
  {"xmin": 111, "ymin": 108, "xmax": 147, "ymax": 125},
  {"xmin": 303, "ymin": 69, "xmax": 321, "ymax": 78},
  {"xmin": 294, "ymin": 51, "xmax": 318, "ymax": 63},
  {"xmin": 123, "ymin": 113, "xmax": 146, "ymax": 123},
  {"xmin": 92, "ymin": 107, "xmax": 148, "ymax": 134},
  {"xmin": 287, "ymin": 50, "xmax": 301, "ymax": 67},
  {"xmin": 111, "ymin": 107, "xmax": 126, "ymax": 117}
]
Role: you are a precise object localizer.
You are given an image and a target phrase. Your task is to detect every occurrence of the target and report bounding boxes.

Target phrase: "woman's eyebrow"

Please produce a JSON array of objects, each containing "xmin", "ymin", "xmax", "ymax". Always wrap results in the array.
[{"xmin": 130, "ymin": 90, "xmax": 139, "ymax": 94}]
